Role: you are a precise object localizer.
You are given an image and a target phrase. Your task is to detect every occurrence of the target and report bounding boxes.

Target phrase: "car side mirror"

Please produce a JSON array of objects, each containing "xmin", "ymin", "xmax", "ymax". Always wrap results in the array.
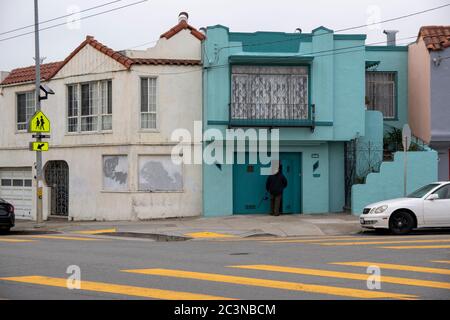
[{"xmin": 427, "ymin": 194, "xmax": 439, "ymax": 201}]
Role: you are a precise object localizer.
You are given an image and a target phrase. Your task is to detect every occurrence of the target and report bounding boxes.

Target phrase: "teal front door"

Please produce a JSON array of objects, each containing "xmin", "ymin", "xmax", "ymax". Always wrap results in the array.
[{"xmin": 233, "ymin": 152, "xmax": 302, "ymax": 214}]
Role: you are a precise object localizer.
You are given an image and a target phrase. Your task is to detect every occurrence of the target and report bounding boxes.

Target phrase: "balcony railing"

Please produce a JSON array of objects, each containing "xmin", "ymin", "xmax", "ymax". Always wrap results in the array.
[{"xmin": 229, "ymin": 103, "xmax": 315, "ymax": 129}]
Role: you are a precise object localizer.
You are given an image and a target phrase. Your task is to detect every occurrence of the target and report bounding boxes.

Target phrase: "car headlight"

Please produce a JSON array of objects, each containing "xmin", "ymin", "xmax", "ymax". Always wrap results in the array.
[{"xmin": 374, "ymin": 205, "xmax": 388, "ymax": 214}]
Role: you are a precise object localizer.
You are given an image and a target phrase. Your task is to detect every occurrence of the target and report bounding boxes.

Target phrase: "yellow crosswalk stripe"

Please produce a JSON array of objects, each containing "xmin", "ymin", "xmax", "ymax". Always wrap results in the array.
[
  {"xmin": 0, "ymin": 276, "xmax": 234, "ymax": 300},
  {"xmin": 331, "ymin": 262, "xmax": 450, "ymax": 275},
  {"xmin": 121, "ymin": 268, "xmax": 416, "ymax": 300},
  {"xmin": 432, "ymin": 260, "xmax": 450, "ymax": 265},
  {"xmin": 0, "ymin": 238, "xmax": 35, "ymax": 243},
  {"xmin": 24, "ymin": 235, "xmax": 102, "ymax": 241},
  {"xmin": 319, "ymin": 239, "xmax": 450, "ymax": 246},
  {"xmin": 229, "ymin": 265, "xmax": 450, "ymax": 290},
  {"xmin": 380, "ymin": 245, "xmax": 450, "ymax": 250},
  {"xmin": 74, "ymin": 229, "xmax": 116, "ymax": 235}
]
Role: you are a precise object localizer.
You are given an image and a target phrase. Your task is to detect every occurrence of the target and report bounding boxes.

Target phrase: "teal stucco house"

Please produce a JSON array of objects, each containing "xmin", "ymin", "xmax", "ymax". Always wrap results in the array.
[{"xmin": 202, "ymin": 25, "xmax": 435, "ymax": 217}]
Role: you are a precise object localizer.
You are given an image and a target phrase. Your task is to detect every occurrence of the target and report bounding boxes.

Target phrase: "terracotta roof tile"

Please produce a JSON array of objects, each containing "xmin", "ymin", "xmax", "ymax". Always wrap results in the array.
[
  {"xmin": 160, "ymin": 20, "xmax": 205, "ymax": 41},
  {"xmin": 132, "ymin": 58, "xmax": 201, "ymax": 66},
  {"xmin": 0, "ymin": 61, "xmax": 63, "ymax": 85},
  {"xmin": 418, "ymin": 26, "xmax": 450, "ymax": 51},
  {"xmin": 1, "ymin": 35, "xmax": 202, "ymax": 86}
]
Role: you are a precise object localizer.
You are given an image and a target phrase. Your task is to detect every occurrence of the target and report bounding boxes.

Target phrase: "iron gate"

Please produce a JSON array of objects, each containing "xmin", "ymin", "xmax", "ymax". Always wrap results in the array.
[{"xmin": 44, "ymin": 161, "xmax": 69, "ymax": 216}]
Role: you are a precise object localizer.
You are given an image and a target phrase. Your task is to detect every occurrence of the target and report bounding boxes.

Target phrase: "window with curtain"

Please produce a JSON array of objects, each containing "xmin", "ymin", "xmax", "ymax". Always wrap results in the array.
[
  {"xmin": 140, "ymin": 77, "xmax": 157, "ymax": 129},
  {"xmin": 16, "ymin": 91, "xmax": 35, "ymax": 131},
  {"xmin": 231, "ymin": 66, "xmax": 309, "ymax": 121},
  {"xmin": 365, "ymin": 71, "xmax": 396, "ymax": 119},
  {"xmin": 67, "ymin": 80, "xmax": 112, "ymax": 133}
]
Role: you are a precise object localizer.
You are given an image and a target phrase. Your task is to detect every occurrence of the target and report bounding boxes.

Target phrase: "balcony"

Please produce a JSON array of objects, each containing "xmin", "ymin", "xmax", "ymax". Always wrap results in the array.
[{"xmin": 229, "ymin": 103, "xmax": 316, "ymax": 130}]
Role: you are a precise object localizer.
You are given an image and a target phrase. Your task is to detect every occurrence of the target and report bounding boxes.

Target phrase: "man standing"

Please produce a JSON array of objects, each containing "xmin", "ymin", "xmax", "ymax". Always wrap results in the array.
[{"xmin": 266, "ymin": 165, "xmax": 288, "ymax": 216}]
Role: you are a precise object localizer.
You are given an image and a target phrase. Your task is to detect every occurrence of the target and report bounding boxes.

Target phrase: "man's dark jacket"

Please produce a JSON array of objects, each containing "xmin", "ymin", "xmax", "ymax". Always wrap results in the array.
[{"xmin": 266, "ymin": 172, "xmax": 288, "ymax": 196}]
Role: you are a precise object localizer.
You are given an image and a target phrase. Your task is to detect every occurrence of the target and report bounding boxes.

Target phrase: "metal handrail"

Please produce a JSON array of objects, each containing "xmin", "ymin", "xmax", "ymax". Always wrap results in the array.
[{"xmin": 230, "ymin": 103, "xmax": 310, "ymax": 121}]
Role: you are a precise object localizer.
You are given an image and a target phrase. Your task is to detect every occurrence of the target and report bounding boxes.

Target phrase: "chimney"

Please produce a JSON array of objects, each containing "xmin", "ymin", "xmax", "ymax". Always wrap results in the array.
[
  {"xmin": 383, "ymin": 30, "xmax": 399, "ymax": 46},
  {"xmin": 0, "ymin": 71, "xmax": 10, "ymax": 83},
  {"xmin": 178, "ymin": 12, "xmax": 189, "ymax": 23}
]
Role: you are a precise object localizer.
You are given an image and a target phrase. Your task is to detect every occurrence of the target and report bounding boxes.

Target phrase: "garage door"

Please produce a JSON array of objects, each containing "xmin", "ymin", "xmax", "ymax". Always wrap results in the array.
[{"xmin": 0, "ymin": 168, "xmax": 33, "ymax": 220}]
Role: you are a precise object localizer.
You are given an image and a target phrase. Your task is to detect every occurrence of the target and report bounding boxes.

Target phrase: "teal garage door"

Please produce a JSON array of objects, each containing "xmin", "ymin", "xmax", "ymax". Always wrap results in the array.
[{"xmin": 233, "ymin": 153, "xmax": 302, "ymax": 214}]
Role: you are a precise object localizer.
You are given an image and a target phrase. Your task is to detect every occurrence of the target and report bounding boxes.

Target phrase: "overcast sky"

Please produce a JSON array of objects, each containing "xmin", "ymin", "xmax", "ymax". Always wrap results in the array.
[{"xmin": 0, "ymin": 0, "xmax": 448, "ymax": 71}]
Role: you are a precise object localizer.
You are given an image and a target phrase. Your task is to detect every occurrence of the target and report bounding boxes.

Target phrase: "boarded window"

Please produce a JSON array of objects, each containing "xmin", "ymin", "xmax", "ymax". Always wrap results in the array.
[
  {"xmin": 231, "ymin": 66, "xmax": 309, "ymax": 120},
  {"xmin": 103, "ymin": 155, "xmax": 128, "ymax": 191},
  {"xmin": 365, "ymin": 72, "xmax": 396, "ymax": 119},
  {"xmin": 138, "ymin": 156, "xmax": 182, "ymax": 192}
]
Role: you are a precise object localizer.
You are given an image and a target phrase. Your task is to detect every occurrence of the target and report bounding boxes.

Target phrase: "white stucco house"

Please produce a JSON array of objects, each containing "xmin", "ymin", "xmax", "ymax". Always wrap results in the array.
[{"xmin": 0, "ymin": 13, "xmax": 204, "ymax": 221}]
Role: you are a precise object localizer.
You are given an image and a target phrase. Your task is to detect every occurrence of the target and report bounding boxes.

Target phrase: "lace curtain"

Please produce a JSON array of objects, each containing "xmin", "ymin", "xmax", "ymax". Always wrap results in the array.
[{"xmin": 231, "ymin": 66, "xmax": 309, "ymax": 120}]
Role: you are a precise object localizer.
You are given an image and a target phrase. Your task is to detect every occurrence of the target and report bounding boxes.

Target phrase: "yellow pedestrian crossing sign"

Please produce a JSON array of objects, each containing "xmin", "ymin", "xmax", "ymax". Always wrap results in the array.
[
  {"xmin": 30, "ymin": 142, "xmax": 49, "ymax": 151},
  {"xmin": 29, "ymin": 111, "xmax": 50, "ymax": 133}
]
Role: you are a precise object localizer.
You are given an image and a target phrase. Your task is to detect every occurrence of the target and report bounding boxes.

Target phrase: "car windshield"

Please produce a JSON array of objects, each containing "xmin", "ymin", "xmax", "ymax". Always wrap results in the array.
[{"xmin": 407, "ymin": 184, "xmax": 440, "ymax": 198}]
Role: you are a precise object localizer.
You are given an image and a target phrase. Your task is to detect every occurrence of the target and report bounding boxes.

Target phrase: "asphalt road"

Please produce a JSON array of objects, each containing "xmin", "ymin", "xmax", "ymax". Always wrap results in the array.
[{"xmin": 0, "ymin": 229, "xmax": 449, "ymax": 300}]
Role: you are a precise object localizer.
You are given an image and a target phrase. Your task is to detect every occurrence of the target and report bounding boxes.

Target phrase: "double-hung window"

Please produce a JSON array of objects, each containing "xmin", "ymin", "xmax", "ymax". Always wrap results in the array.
[
  {"xmin": 17, "ymin": 91, "xmax": 35, "ymax": 131},
  {"xmin": 140, "ymin": 77, "xmax": 157, "ymax": 129},
  {"xmin": 67, "ymin": 80, "xmax": 112, "ymax": 133},
  {"xmin": 365, "ymin": 71, "xmax": 396, "ymax": 119}
]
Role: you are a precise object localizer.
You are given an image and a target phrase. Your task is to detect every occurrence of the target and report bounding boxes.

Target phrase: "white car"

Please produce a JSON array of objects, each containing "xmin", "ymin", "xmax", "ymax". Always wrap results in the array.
[{"xmin": 360, "ymin": 182, "xmax": 450, "ymax": 235}]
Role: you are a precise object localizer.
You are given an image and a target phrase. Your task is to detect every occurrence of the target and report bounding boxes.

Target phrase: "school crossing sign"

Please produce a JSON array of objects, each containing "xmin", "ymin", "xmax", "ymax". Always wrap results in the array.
[{"xmin": 28, "ymin": 111, "xmax": 50, "ymax": 133}]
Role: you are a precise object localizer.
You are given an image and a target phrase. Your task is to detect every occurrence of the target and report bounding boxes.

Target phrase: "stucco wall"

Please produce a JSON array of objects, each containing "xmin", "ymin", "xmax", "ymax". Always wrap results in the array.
[
  {"xmin": 356, "ymin": 110, "xmax": 384, "ymax": 179},
  {"xmin": 202, "ymin": 25, "xmax": 366, "ymax": 216},
  {"xmin": 408, "ymin": 38, "xmax": 431, "ymax": 143},
  {"xmin": 0, "ymin": 31, "xmax": 203, "ymax": 221},
  {"xmin": 351, "ymin": 150, "xmax": 438, "ymax": 215},
  {"xmin": 365, "ymin": 47, "xmax": 409, "ymax": 130},
  {"xmin": 430, "ymin": 48, "xmax": 450, "ymax": 143}
]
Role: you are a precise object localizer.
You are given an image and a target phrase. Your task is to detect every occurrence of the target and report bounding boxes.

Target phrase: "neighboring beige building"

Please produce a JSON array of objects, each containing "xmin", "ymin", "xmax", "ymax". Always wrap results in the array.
[{"xmin": 0, "ymin": 13, "xmax": 205, "ymax": 221}]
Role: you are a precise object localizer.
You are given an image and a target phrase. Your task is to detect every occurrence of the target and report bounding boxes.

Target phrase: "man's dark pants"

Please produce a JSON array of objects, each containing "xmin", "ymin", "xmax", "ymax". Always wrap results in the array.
[{"xmin": 270, "ymin": 194, "xmax": 282, "ymax": 216}]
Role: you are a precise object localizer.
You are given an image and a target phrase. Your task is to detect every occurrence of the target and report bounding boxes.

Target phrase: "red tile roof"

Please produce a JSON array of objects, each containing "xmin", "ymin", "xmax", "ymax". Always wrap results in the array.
[
  {"xmin": 46, "ymin": 35, "xmax": 136, "ymax": 79},
  {"xmin": 418, "ymin": 26, "xmax": 450, "ymax": 51},
  {"xmin": 1, "ymin": 36, "xmax": 202, "ymax": 86},
  {"xmin": 1, "ymin": 61, "xmax": 63, "ymax": 86},
  {"xmin": 160, "ymin": 20, "xmax": 206, "ymax": 41}
]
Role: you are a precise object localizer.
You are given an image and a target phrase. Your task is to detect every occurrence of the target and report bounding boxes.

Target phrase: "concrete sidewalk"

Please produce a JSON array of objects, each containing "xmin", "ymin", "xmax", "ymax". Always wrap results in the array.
[{"xmin": 11, "ymin": 213, "xmax": 362, "ymax": 239}]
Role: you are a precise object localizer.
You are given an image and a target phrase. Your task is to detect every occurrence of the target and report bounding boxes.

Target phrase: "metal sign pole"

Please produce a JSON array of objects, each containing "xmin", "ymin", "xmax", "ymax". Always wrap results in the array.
[
  {"xmin": 402, "ymin": 124, "xmax": 411, "ymax": 198},
  {"xmin": 404, "ymin": 136, "xmax": 407, "ymax": 197},
  {"xmin": 34, "ymin": 0, "xmax": 43, "ymax": 225}
]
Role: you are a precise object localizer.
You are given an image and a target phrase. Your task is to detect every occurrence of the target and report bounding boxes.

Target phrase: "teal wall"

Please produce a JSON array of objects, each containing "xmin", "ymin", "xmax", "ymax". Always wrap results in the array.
[
  {"xmin": 202, "ymin": 25, "xmax": 411, "ymax": 217},
  {"xmin": 328, "ymin": 142, "xmax": 345, "ymax": 212},
  {"xmin": 365, "ymin": 46, "xmax": 409, "ymax": 130},
  {"xmin": 352, "ymin": 150, "xmax": 438, "ymax": 214},
  {"xmin": 203, "ymin": 143, "xmax": 335, "ymax": 216},
  {"xmin": 356, "ymin": 111, "xmax": 384, "ymax": 179},
  {"xmin": 204, "ymin": 25, "xmax": 367, "ymax": 141}
]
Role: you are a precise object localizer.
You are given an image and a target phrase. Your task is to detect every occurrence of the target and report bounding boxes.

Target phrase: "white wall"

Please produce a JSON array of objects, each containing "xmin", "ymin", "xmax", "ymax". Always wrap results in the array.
[{"xmin": 0, "ymin": 30, "xmax": 203, "ymax": 221}]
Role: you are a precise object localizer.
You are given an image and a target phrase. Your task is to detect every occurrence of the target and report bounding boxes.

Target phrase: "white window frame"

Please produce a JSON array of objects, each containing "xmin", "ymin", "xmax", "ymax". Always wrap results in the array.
[
  {"xmin": 139, "ymin": 76, "xmax": 158, "ymax": 131},
  {"xmin": 16, "ymin": 91, "xmax": 36, "ymax": 132},
  {"xmin": 66, "ymin": 79, "xmax": 112, "ymax": 134}
]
